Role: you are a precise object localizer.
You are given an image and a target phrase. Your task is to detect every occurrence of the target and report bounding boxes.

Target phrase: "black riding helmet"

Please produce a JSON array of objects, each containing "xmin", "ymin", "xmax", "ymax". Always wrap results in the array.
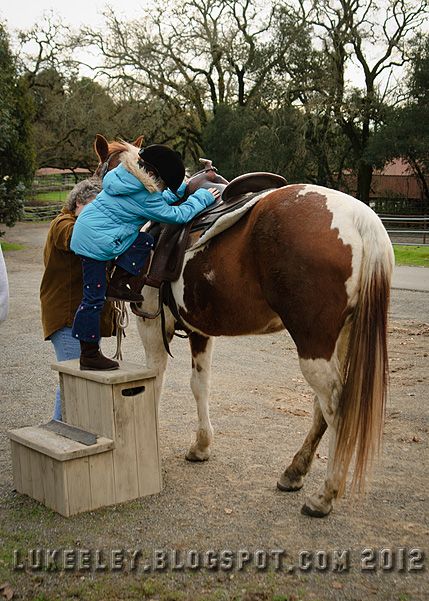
[{"xmin": 138, "ymin": 144, "xmax": 185, "ymax": 193}]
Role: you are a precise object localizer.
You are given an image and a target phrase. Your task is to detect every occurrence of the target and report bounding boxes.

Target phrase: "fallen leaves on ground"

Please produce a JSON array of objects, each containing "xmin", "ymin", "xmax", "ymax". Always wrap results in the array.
[
  {"xmin": 0, "ymin": 582, "xmax": 14, "ymax": 601},
  {"xmin": 275, "ymin": 406, "xmax": 310, "ymax": 417}
]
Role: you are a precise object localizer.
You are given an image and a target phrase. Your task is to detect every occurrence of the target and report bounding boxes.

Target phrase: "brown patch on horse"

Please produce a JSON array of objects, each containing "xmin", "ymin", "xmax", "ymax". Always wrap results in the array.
[
  {"xmin": 189, "ymin": 333, "xmax": 209, "ymax": 373},
  {"xmin": 253, "ymin": 186, "xmax": 353, "ymax": 360},
  {"xmin": 181, "ymin": 185, "xmax": 352, "ymax": 360},
  {"xmin": 189, "ymin": 332, "xmax": 209, "ymax": 356},
  {"xmin": 181, "ymin": 209, "xmax": 284, "ymax": 336}
]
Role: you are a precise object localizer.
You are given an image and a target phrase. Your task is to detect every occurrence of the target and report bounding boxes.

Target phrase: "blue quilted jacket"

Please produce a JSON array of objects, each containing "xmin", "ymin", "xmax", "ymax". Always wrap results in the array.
[{"xmin": 71, "ymin": 163, "xmax": 215, "ymax": 261}]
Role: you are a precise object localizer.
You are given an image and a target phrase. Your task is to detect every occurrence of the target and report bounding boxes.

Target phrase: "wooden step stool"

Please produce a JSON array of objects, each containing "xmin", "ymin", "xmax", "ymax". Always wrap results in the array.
[{"xmin": 8, "ymin": 360, "xmax": 161, "ymax": 516}]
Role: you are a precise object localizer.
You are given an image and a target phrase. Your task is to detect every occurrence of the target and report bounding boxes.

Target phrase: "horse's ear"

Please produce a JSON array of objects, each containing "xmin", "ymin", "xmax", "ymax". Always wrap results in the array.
[
  {"xmin": 94, "ymin": 134, "xmax": 109, "ymax": 162},
  {"xmin": 132, "ymin": 135, "xmax": 145, "ymax": 149}
]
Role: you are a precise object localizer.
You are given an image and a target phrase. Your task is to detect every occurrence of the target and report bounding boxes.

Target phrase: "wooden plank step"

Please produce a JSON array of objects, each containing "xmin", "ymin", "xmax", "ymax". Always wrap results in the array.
[
  {"xmin": 42, "ymin": 420, "xmax": 97, "ymax": 445},
  {"xmin": 51, "ymin": 359, "xmax": 158, "ymax": 384},
  {"xmin": 8, "ymin": 426, "xmax": 114, "ymax": 461}
]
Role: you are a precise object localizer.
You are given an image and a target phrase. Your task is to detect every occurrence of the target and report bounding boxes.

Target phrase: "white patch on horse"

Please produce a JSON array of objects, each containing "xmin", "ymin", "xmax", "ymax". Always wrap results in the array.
[
  {"xmin": 204, "ymin": 270, "xmax": 216, "ymax": 283},
  {"xmin": 297, "ymin": 184, "xmax": 393, "ymax": 308},
  {"xmin": 135, "ymin": 286, "xmax": 174, "ymax": 407},
  {"xmin": 188, "ymin": 337, "xmax": 215, "ymax": 460},
  {"xmin": 299, "ymin": 355, "xmax": 343, "ymax": 421},
  {"xmin": 170, "ymin": 248, "xmax": 210, "ymax": 336},
  {"xmin": 190, "ymin": 189, "xmax": 273, "ymax": 250}
]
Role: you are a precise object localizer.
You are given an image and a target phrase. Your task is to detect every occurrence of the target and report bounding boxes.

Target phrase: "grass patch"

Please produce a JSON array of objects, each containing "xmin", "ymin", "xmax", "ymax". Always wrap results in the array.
[
  {"xmin": 393, "ymin": 245, "xmax": 429, "ymax": 267},
  {"xmin": 1, "ymin": 241, "xmax": 25, "ymax": 251},
  {"xmin": 33, "ymin": 191, "xmax": 69, "ymax": 203}
]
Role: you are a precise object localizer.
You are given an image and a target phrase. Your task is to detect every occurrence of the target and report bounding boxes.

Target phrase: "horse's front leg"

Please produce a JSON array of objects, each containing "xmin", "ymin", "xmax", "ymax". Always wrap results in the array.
[
  {"xmin": 135, "ymin": 288, "xmax": 174, "ymax": 406},
  {"xmin": 186, "ymin": 333, "xmax": 214, "ymax": 462}
]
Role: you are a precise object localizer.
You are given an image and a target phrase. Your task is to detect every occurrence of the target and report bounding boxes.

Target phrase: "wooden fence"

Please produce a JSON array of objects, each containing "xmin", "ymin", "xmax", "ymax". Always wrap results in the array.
[{"xmin": 22, "ymin": 204, "xmax": 64, "ymax": 222}]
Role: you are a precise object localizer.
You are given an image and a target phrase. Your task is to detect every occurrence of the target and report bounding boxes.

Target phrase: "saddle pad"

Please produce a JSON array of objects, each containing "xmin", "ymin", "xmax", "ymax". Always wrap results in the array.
[{"xmin": 189, "ymin": 188, "xmax": 274, "ymax": 251}]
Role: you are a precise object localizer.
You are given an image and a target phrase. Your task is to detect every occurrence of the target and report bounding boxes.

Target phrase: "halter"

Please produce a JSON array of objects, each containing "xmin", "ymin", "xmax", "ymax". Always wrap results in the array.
[{"xmin": 96, "ymin": 149, "xmax": 124, "ymax": 179}]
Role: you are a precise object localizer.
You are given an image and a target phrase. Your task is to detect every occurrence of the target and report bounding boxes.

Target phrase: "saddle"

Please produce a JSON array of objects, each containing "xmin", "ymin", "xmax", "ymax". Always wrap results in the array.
[{"xmin": 143, "ymin": 160, "xmax": 287, "ymax": 289}]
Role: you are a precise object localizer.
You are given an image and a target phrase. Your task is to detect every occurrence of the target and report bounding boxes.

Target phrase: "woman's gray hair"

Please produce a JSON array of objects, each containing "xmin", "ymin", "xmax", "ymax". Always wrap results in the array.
[{"xmin": 67, "ymin": 177, "xmax": 102, "ymax": 212}]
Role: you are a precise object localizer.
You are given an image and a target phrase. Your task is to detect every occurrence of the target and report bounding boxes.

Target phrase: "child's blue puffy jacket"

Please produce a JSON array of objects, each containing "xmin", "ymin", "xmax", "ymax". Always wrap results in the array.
[{"xmin": 71, "ymin": 162, "xmax": 215, "ymax": 261}]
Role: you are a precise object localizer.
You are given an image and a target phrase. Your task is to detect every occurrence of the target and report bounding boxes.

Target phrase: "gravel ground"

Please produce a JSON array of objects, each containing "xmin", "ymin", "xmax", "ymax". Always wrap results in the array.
[{"xmin": 0, "ymin": 222, "xmax": 428, "ymax": 601}]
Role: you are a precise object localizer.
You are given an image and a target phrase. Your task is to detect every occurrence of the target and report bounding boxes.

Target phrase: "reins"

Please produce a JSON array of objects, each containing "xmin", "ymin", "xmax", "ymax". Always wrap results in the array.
[{"xmin": 112, "ymin": 300, "xmax": 129, "ymax": 360}]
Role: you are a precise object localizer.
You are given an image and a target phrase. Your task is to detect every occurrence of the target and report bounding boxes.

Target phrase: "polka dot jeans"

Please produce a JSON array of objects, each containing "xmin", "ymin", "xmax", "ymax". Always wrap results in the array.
[
  {"xmin": 115, "ymin": 231, "xmax": 154, "ymax": 275},
  {"xmin": 71, "ymin": 232, "xmax": 154, "ymax": 342},
  {"xmin": 71, "ymin": 256, "xmax": 109, "ymax": 343}
]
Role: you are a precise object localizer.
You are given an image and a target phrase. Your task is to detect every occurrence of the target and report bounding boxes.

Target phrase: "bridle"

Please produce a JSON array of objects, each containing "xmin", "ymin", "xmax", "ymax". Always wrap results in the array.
[{"xmin": 95, "ymin": 149, "xmax": 124, "ymax": 179}]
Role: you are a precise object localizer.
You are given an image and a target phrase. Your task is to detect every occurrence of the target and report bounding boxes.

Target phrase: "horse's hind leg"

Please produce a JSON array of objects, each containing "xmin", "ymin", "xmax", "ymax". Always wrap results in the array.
[
  {"xmin": 186, "ymin": 333, "xmax": 214, "ymax": 462},
  {"xmin": 277, "ymin": 396, "xmax": 327, "ymax": 491},
  {"xmin": 297, "ymin": 353, "xmax": 346, "ymax": 517}
]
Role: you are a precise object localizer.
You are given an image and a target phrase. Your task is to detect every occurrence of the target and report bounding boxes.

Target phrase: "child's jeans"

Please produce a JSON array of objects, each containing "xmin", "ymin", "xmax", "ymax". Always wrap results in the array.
[
  {"xmin": 50, "ymin": 326, "xmax": 81, "ymax": 420},
  {"xmin": 72, "ymin": 232, "xmax": 154, "ymax": 343}
]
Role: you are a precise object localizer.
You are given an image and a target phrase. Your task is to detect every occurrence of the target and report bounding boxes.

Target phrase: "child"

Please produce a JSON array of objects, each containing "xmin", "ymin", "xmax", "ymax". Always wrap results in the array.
[{"xmin": 71, "ymin": 144, "xmax": 218, "ymax": 371}]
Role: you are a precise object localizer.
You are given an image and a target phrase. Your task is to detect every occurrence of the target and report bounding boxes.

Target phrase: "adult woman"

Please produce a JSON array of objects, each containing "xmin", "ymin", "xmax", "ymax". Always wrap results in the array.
[{"xmin": 40, "ymin": 178, "xmax": 116, "ymax": 419}]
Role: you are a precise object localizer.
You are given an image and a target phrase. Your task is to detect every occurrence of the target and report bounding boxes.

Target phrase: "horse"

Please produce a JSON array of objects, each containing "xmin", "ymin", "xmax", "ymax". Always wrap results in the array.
[{"xmin": 93, "ymin": 134, "xmax": 394, "ymax": 517}]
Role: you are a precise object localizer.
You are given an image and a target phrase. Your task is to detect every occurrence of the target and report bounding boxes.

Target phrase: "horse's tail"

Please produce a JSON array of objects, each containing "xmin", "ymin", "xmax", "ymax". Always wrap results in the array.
[{"xmin": 335, "ymin": 213, "xmax": 394, "ymax": 497}]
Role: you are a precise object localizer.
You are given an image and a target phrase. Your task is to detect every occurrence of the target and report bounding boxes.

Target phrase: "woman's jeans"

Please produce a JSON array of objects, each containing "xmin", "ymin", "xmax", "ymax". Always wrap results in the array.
[{"xmin": 50, "ymin": 327, "xmax": 81, "ymax": 420}]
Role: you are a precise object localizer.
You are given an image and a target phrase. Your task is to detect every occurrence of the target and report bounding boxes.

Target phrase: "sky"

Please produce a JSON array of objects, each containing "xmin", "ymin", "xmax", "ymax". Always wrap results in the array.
[
  {"xmin": 1, "ymin": 0, "xmax": 421, "ymax": 91},
  {"xmin": 0, "ymin": 0, "xmax": 149, "ymax": 31}
]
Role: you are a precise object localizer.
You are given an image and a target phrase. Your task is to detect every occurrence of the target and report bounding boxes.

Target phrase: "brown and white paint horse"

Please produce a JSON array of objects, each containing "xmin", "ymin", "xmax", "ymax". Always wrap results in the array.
[{"xmin": 94, "ymin": 134, "xmax": 394, "ymax": 517}]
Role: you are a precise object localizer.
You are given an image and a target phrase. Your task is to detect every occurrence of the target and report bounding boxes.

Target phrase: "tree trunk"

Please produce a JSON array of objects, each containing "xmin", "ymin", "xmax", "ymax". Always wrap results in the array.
[{"xmin": 356, "ymin": 161, "xmax": 373, "ymax": 205}]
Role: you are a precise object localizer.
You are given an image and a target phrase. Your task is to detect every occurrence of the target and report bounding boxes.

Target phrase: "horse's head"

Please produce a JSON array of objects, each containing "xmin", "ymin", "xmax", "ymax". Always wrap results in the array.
[
  {"xmin": 93, "ymin": 135, "xmax": 229, "ymax": 198},
  {"xmin": 94, "ymin": 134, "xmax": 144, "ymax": 178}
]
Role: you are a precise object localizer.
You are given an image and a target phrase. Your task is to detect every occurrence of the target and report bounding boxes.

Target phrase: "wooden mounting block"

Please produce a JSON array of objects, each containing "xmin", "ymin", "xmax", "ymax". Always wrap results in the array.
[{"xmin": 9, "ymin": 360, "xmax": 161, "ymax": 516}]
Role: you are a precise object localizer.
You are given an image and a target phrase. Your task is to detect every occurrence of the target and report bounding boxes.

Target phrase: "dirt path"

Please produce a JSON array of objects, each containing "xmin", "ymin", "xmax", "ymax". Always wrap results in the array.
[{"xmin": 0, "ymin": 223, "xmax": 428, "ymax": 601}]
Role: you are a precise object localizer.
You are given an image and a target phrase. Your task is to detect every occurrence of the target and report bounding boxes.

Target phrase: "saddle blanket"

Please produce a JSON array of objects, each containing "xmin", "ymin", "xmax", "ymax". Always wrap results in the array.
[{"xmin": 189, "ymin": 189, "xmax": 273, "ymax": 251}]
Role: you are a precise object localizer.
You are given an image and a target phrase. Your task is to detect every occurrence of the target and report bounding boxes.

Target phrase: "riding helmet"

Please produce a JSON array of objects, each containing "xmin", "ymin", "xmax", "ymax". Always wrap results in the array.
[{"xmin": 138, "ymin": 144, "xmax": 185, "ymax": 192}]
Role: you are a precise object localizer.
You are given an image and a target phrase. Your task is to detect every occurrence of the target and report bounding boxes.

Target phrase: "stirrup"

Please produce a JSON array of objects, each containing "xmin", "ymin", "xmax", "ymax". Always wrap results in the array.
[{"xmin": 130, "ymin": 282, "xmax": 164, "ymax": 319}]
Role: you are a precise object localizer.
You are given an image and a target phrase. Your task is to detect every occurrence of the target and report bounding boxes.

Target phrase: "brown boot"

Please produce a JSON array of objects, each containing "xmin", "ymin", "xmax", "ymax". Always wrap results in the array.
[
  {"xmin": 80, "ymin": 341, "xmax": 119, "ymax": 371},
  {"xmin": 106, "ymin": 266, "xmax": 144, "ymax": 302}
]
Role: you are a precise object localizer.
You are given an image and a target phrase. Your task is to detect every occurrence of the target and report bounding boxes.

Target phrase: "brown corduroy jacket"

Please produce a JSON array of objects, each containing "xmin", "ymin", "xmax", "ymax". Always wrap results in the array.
[{"xmin": 40, "ymin": 208, "xmax": 115, "ymax": 340}]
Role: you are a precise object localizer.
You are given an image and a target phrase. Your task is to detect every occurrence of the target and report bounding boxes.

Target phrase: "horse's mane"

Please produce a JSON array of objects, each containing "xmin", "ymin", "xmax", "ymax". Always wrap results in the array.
[{"xmin": 108, "ymin": 140, "xmax": 132, "ymax": 154}]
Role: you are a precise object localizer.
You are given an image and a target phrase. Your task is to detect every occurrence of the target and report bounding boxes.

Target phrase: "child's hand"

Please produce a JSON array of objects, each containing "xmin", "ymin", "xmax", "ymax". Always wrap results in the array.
[{"xmin": 207, "ymin": 187, "xmax": 221, "ymax": 201}]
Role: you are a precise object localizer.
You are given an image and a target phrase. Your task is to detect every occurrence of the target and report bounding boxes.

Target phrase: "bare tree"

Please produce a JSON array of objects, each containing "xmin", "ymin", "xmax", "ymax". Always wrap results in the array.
[
  {"xmin": 17, "ymin": 11, "xmax": 75, "ymax": 85},
  {"xmin": 75, "ymin": 0, "xmax": 301, "ymax": 159},
  {"xmin": 299, "ymin": 0, "xmax": 429, "ymax": 203}
]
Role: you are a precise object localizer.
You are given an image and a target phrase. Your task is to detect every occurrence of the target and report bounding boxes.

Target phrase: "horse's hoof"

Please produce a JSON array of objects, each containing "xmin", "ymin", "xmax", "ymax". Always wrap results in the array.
[
  {"xmin": 301, "ymin": 500, "xmax": 332, "ymax": 518},
  {"xmin": 277, "ymin": 473, "xmax": 304, "ymax": 492},
  {"xmin": 185, "ymin": 448, "xmax": 210, "ymax": 462}
]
